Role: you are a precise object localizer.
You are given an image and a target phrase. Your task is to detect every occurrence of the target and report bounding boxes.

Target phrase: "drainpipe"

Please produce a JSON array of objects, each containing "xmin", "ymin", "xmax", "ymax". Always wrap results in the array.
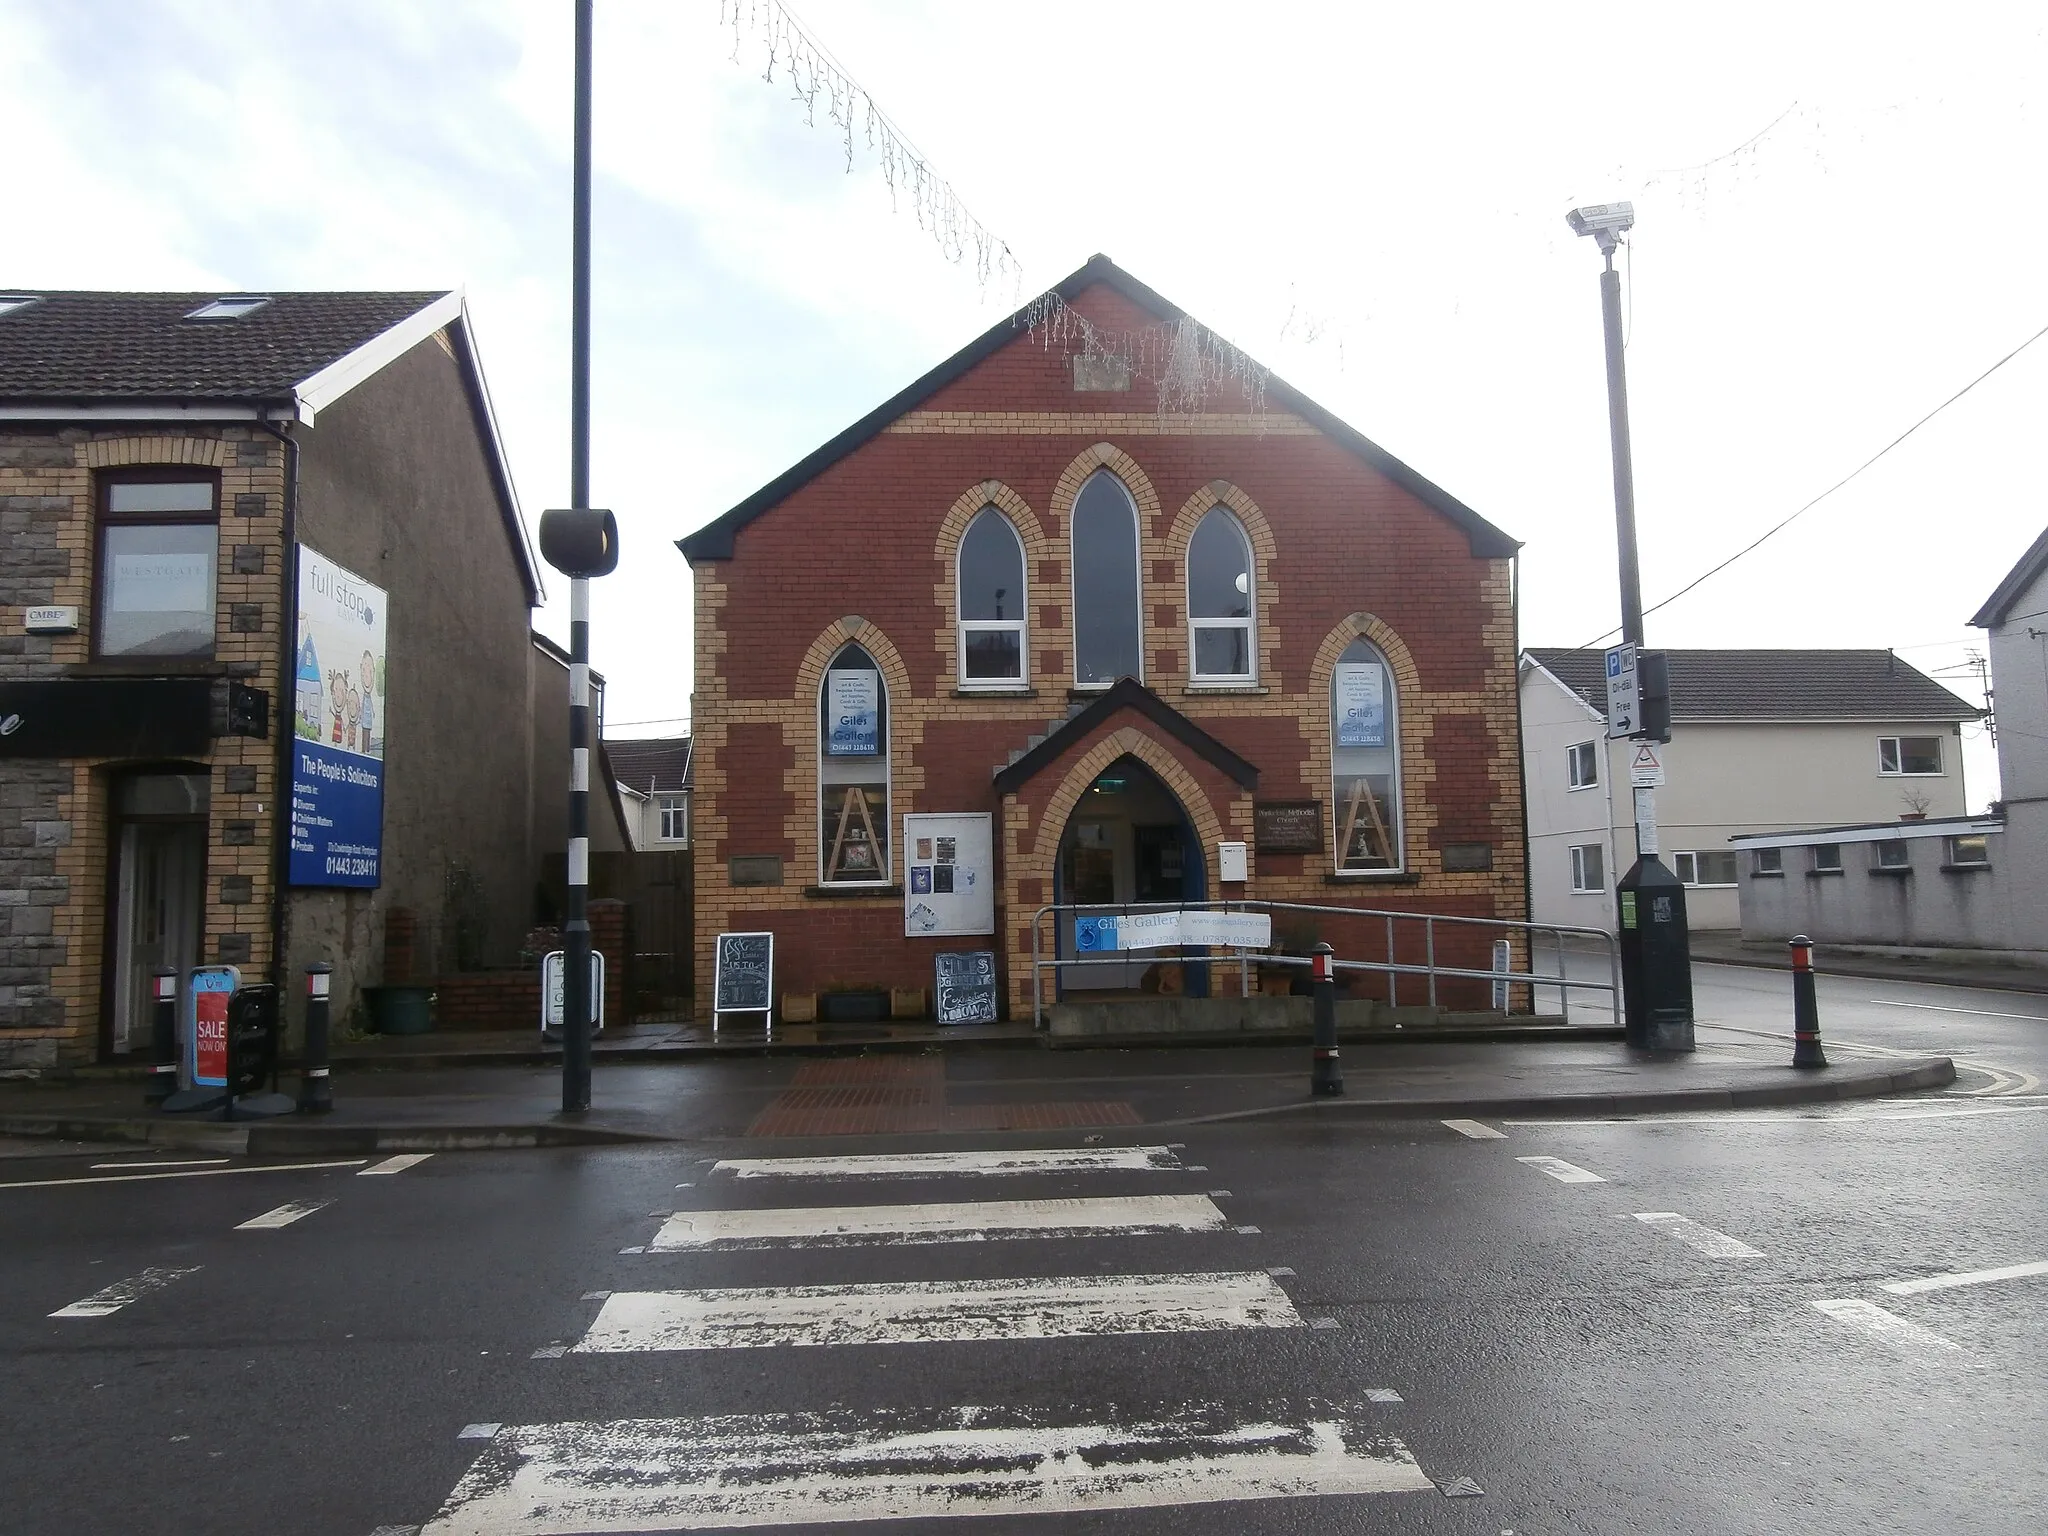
[
  {"xmin": 1512, "ymin": 552, "xmax": 1532, "ymax": 933},
  {"xmin": 256, "ymin": 411, "xmax": 300, "ymax": 995}
]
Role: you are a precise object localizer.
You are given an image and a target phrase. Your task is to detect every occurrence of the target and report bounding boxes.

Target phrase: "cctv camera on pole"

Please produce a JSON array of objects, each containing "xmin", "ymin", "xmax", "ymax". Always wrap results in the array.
[{"xmin": 1567, "ymin": 200, "xmax": 1694, "ymax": 1051}]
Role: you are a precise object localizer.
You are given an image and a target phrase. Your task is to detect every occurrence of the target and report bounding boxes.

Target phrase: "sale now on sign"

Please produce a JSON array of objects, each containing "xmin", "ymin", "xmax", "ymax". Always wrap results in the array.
[{"xmin": 186, "ymin": 967, "xmax": 239, "ymax": 1088}]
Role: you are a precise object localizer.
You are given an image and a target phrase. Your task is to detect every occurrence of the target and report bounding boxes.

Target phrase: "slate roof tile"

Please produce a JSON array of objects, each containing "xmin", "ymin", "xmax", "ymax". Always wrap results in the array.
[{"xmin": 1525, "ymin": 648, "xmax": 1981, "ymax": 722}]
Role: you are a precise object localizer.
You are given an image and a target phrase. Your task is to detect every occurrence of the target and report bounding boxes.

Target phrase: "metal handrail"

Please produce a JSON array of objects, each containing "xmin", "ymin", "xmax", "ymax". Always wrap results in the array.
[{"xmin": 1028, "ymin": 897, "xmax": 1621, "ymax": 1030}]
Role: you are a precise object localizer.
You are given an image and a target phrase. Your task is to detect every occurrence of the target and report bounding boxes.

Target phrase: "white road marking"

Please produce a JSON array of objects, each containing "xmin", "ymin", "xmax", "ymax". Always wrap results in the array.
[
  {"xmin": 1516, "ymin": 1155, "xmax": 1605, "ymax": 1184},
  {"xmin": 1632, "ymin": 1212, "xmax": 1764, "ymax": 1258},
  {"xmin": 457, "ymin": 1424, "xmax": 500, "ymax": 1441},
  {"xmin": 236, "ymin": 1199, "xmax": 330, "ymax": 1230},
  {"xmin": 1811, "ymin": 1299, "xmax": 1974, "ymax": 1365},
  {"xmin": 1508, "ymin": 1103, "xmax": 2048, "ymax": 1127},
  {"xmin": 49, "ymin": 1265, "xmax": 201, "ymax": 1318},
  {"xmin": 1865, "ymin": 999, "xmax": 2048, "ymax": 1022},
  {"xmin": 1442, "ymin": 1119, "xmax": 1506, "ymax": 1139},
  {"xmin": 650, "ymin": 1194, "xmax": 1227, "ymax": 1250},
  {"xmin": 575, "ymin": 1271, "xmax": 1303, "ymax": 1351},
  {"xmin": 418, "ymin": 1402, "xmax": 1432, "ymax": 1533},
  {"xmin": 1366, "ymin": 1389, "xmax": 1404, "ymax": 1404},
  {"xmin": 711, "ymin": 1146, "xmax": 1187, "ymax": 1179},
  {"xmin": 1882, "ymin": 1259, "xmax": 2048, "ymax": 1296},
  {"xmin": 90, "ymin": 1158, "xmax": 229, "ymax": 1170},
  {"xmin": 0, "ymin": 1159, "xmax": 367, "ymax": 1191},
  {"xmin": 359, "ymin": 1154, "xmax": 434, "ymax": 1176}
]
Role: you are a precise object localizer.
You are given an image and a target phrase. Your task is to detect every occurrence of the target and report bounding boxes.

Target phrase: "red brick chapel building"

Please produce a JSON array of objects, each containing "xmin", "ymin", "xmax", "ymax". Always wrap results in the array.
[{"xmin": 679, "ymin": 256, "xmax": 1527, "ymax": 1025}]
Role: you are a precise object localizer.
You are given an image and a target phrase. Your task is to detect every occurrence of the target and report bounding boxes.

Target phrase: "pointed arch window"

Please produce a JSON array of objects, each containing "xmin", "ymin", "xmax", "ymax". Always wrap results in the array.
[
  {"xmin": 819, "ymin": 642, "xmax": 890, "ymax": 885},
  {"xmin": 1331, "ymin": 637, "xmax": 1403, "ymax": 872},
  {"xmin": 1187, "ymin": 506, "xmax": 1254, "ymax": 682},
  {"xmin": 1071, "ymin": 469, "xmax": 1143, "ymax": 688},
  {"xmin": 957, "ymin": 506, "xmax": 1027, "ymax": 686}
]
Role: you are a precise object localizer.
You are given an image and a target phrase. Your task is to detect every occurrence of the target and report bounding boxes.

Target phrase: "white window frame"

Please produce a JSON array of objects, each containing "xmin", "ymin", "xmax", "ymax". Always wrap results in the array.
[
  {"xmin": 1811, "ymin": 843, "xmax": 1842, "ymax": 873},
  {"xmin": 1330, "ymin": 637, "xmax": 1404, "ymax": 875},
  {"xmin": 1878, "ymin": 734, "xmax": 1944, "ymax": 776},
  {"xmin": 1674, "ymin": 850, "xmax": 1738, "ymax": 888},
  {"xmin": 1752, "ymin": 847, "xmax": 1783, "ymax": 876},
  {"xmin": 1070, "ymin": 470, "xmax": 1143, "ymax": 690},
  {"xmin": 1186, "ymin": 505, "xmax": 1256, "ymax": 685},
  {"xmin": 818, "ymin": 644, "xmax": 891, "ymax": 887},
  {"xmin": 1873, "ymin": 839, "xmax": 1911, "ymax": 870},
  {"xmin": 955, "ymin": 506, "xmax": 1027, "ymax": 690},
  {"xmin": 1946, "ymin": 833, "xmax": 1989, "ymax": 866},
  {"xmin": 657, "ymin": 794, "xmax": 688, "ymax": 843},
  {"xmin": 1569, "ymin": 842, "xmax": 1605, "ymax": 893},
  {"xmin": 1566, "ymin": 740, "xmax": 1599, "ymax": 790}
]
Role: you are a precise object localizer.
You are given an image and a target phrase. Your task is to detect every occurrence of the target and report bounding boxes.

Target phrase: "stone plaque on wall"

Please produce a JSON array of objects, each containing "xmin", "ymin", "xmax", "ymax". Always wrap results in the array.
[
  {"xmin": 729, "ymin": 855, "xmax": 785, "ymax": 887},
  {"xmin": 1442, "ymin": 842, "xmax": 1494, "ymax": 872},
  {"xmin": 1254, "ymin": 800, "xmax": 1324, "ymax": 854}
]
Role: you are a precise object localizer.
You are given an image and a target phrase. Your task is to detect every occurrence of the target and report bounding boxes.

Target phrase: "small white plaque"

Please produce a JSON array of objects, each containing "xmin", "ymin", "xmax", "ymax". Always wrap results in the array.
[
  {"xmin": 24, "ymin": 606, "xmax": 79, "ymax": 634},
  {"xmin": 1217, "ymin": 841, "xmax": 1249, "ymax": 883}
]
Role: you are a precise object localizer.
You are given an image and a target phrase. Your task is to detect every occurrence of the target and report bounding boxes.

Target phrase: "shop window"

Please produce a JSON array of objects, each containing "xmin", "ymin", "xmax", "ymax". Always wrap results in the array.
[
  {"xmin": 1570, "ymin": 842, "xmax": 1604, "ymax": 892},
  {"xmin": 1566, "ymin": 740, "xmax": 1599, "ymax": 790},
  {"xmin": 1674, "ymin": 850, "xmax": 1738, "ymax": 887},
  {"xmin": 96, "ymin": 473, "xmax": 219, "ymax": 658},
  {"xmin": 1878, "ymin": 735, "xmax": 1943, "ymax": 775},
  {"xmin": 957, "ymin": 506, "xmax": 1026, "ymax": 686},
  {"xmin": 818, "ymin": 642, "xmax": 889, "ymax": 884},
  {"xmin": 1331, "ymin": 636, "xmax": 1402, "ymax": 872},
  {"xmin": 1071, "ymin": 469, "xmax": 1142, "ymax": 687},
  {"xmin": 1187, "ymin": 506, "xmax": 1254, "ymax": 682},
  {"xmin": 1751, "ymin": 847, "xmax": 1783, "ymax": 876}
]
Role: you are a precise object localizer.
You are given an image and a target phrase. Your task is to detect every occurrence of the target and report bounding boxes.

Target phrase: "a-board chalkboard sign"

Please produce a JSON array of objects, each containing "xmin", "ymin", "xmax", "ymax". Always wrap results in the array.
[
  {"xmin": 714, "ymin": 931, "xmax": 774, "ymax": 1021},
  {"xmin": 934, "ymin": 949, "xmax": 998, "ymax": 1024}
]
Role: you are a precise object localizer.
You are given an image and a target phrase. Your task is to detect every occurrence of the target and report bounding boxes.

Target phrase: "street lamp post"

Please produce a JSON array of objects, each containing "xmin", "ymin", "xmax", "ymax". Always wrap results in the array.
[
  {"xmin": 540, "ymin": 0, "xmax": 620, "ymax": 1113},
  {"xmin": 1567, "ymin": 201, "xmax": 1694, "ymax": 1051}
]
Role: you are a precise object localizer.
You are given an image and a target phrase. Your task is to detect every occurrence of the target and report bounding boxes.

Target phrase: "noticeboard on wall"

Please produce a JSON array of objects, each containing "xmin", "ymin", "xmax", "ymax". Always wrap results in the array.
[
  {"xmin": 288, "ymin": 546, "xmax": 387, "ymax": 887},
  {"xmin": 903, "ymin": 813, "xmax": 994, "ymax": 937},
  {"xmin": 935, "ymin": 950, "xmax": 998, "ymax": 1024}
]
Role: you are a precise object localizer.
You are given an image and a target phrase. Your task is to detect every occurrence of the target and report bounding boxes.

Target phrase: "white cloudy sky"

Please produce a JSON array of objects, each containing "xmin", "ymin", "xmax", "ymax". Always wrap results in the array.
[{"xmin": 5, "ymin": 1, "xmax": 2042, "ymax": 806}]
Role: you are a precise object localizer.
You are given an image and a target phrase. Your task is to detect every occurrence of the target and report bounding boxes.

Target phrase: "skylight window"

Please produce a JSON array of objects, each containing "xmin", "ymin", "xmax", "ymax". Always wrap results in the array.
[
  {"xmin": 0, "ymin": 295, "xmax": 40, "ymax": 317},
  {"xmin": 185, "ymin": 296, "xmax": 271, "ymax": 321}
]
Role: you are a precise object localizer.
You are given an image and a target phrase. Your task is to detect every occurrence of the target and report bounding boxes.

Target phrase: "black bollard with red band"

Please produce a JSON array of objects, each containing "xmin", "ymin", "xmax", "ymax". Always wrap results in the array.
[
  {"xmin": 1310, "ymin": 941, "xmax": 1344, "ymax": 1096},
  {"xmin": 1789, "ymin": 934, "xmax": 1828, "ymax": 1069},
  {"xmin": 298, "ymin": 963, "xmax": 334, "ymax": 1113},
  {"xmin": 145, "ymin": 968, "xmax": 179, "ymax": 1105}
]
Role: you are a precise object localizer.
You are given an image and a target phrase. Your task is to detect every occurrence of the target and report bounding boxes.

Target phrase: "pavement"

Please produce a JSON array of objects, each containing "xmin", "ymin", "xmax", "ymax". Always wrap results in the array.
[
  {"xmin": 1685, "ymin": 928, "xmax": 2048, "ymax": 993},
  {"xmin": 0, "ymin": 1034, "xmax": 1955, "ymax": 1155}
]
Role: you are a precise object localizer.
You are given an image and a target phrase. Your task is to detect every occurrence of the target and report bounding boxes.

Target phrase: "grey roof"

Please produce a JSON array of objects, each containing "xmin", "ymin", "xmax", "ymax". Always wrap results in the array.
[
  {"xmin": 1525, "ymin": 648, "xmax": 1981, "ymax": 722},
  {"xmin": 677, "ymin": 253, "xmax": 1519, "ymax": 563},
  {"xmin": 606, "ymin": 735, "xmax": 692, "ymax": 793},
  {"xmin": 0, "ymin": 289, "xmax": 444, "ymax": 401},
  {"xmin": 1972, "ymin": 525, "xmax": 2048, "ymax": 629}
]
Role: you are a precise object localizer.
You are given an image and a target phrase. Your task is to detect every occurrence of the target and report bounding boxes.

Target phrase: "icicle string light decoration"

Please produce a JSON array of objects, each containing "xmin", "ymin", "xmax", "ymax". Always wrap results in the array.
[
  {"xmin": 1018, "ymin": 292, "xmax": 1274, "ymax": 421},
  {"xmin": 717, "ymin": 0, "xmax": 1022, "ymax": 295}
]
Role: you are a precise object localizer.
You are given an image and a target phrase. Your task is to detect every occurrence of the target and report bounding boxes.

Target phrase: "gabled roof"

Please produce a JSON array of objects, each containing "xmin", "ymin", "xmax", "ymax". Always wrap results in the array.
[
  {"xmin": 1972, "ymin": 525, "xmax": 2048, "ymax": 629},
  {"xmin": 1523, "ymin": 648, "xmax": 1981, "ymax": 723},
  {"xmin": 993, "ymin": 677, "xmax": 1259, "ymax": 795},
  {"xmin": 678, "ymin": 254, "xmax": 1519, "ymax": 563},
  {"xmin": 0, "ymin": 288, "xmax": 542, "ymax": 605},
  {"xmin": 606, "ymin": 734, "xmax": 693, "ymax": 793}
]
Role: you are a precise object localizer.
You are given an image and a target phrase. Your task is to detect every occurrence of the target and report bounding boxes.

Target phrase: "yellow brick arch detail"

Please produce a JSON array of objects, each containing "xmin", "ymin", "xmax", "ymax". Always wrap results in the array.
[{"xmin": 1025, "ymin": 726, "xmax": 1227, "ymax": 874}]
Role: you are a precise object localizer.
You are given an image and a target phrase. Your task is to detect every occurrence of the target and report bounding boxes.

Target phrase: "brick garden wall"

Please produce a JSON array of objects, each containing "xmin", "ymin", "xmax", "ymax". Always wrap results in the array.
[{"xmin": 688, "ymin": 281, "xmax": 1527, "ymax": 1019}]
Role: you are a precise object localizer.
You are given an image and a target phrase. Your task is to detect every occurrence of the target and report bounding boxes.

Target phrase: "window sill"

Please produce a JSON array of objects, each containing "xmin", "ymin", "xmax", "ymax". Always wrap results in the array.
[
  {"xmin": 1682, "ymin": 884, "xmax": 1739, "ymax": 892},
  {"xmin": 1067, "ymin": 686, "xmax": 1117, "ymax": 700},
  {"xmin": 804, "ymin": 883, "xmax": 903, "ymax": 900},
  {"xmin": 66, "ymin": 658, "xmax": 228, "ymax": 677},
  {"xmin": 1566, "ymin": 782, "xmax": 1599, "ymax": 792},
  {"xmin": 953, "ymin": 686, "xmax": 1037, "ymax": 699},
  {"xmin": 1182, "ymin": 682, "xmax": 1266, "ymax": 695},
  {"xmin": 1940, "ymin": 862, "xmax": 1992, "ymax": 873},
  {"xmin": 1806, "ymin": 868, "xmax": 1844, "ymax": 878},
  {"xmin": 1869, "ymin": 866, "xmax": 1914, "ymax": 877},
  {"xmin": 1751, "ymin": 871, "xmax": 1785, "ymax": 879},
  {"xmin": 1877, "ymin": 773, "xmax": 1946, "ymax": 779},
  {"xmin": 1325, "ymin": 871, "xmax": 1420, "ymax": 886}
]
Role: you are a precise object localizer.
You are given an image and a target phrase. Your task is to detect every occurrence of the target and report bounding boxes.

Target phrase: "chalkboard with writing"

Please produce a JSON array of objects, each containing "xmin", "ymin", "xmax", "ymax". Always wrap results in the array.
[
  {"xmin": 934, "ymin": 949, "xmax": 998, "ymax": 1024},
  {"xmin": 714, "ymin": 931, "xmax": 775, "ymax": 1017}
]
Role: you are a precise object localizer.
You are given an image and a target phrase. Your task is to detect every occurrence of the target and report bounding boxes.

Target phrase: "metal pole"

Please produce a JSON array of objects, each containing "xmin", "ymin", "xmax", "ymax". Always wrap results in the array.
[
  {"xmin": 1789, "ymin": 935, "xmax": 1828, "ymax": 1068},
  {"xmin": 298, "ymin": 963, "xmax": 333, "ymax": 1113},
  {"xmin": 145, "ymin": 968, "xmax": 178, "ymax": 1105},
  {"xmin": 1309, "ymin": 942, "xmax": 1343, "ymax": 1096},
  {"xmin": 1599, "ymin": 249, "xmax": 1644, "ymax": 649},
  {"xmin": 562, "ymin": 0, "xmax": 595, "ymax": 1115}
]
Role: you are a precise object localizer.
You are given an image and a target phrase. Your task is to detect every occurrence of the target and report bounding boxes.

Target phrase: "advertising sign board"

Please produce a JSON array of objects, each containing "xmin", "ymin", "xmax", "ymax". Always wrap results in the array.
[
  {"xmin": 1334, "ymin": 662, "xmax": 1387, "ymax": 747},
  {"xmin": 824, "ymin": 669, "xmax": 880, "ymax": 755},
  {"xmin": 186, "ymin": 966, "xmax": 239, "ymax": 1089},
  {"xmin": 1073, "ymin": 910, "xmax": 1273, "ymax": 952},
  {"xmin": 542, "ymin": 950, "xmax": 605, "ymax": 1033},
  {"xmin": 903, "ymin": 813, "xmax": 994, "ymax": 937},
  {"xmin": 1604, "ymin": 643, "xmax": 1640, "ymax": 739},
  {"xmin": 289, "ymin": 547, "xmax": 387, "ymax": 887},
  {"xmin": 934, "ymin": 950, "xmax": 999, "ymax": 1024},
  {"xmin": 714, "ymin": 932, "xmax": 775, "ymax": 1019}
]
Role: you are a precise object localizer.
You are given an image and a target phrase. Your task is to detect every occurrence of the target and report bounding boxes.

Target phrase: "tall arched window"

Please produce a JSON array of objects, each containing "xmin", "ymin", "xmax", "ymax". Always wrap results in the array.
[
  {"xmin": 1187, "ymin": 506, "xmax": 1254, "ymax": 682},
  {"xmin": 1071, "ymin": 469, "xmax": 1142, "ymax": 687},
  {"xmin": 1331, "ymin": 637, "xmax": 1402, "ymax": 872},
  {"xmin": 957, "ymin": 506, "xmax": 1026, "ymax": 686},
  {"xmin": 819, "ymin": 641, "xmax": 889, "ymax": 884}
]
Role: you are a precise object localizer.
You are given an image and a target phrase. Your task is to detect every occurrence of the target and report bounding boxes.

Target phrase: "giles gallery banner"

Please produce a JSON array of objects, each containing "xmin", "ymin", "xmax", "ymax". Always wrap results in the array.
[{"xmin": 288, "ymin": 546, "xmax": 387, "ymax": 887}]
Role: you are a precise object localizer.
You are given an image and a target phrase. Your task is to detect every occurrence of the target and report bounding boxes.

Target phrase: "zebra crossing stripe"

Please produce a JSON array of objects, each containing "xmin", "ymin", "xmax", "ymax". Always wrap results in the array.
[
  {"xmin": 649, "ymin": 1194, "xmax": 1227, "ymax": 1250},
  {"xmin": 712, "ymin": 1146, "xmax": 1187, "ymax": 1179},
  {"xmin": 418, "ymin": 1401, "xmax": 1433, "ymax": 1533},
  {"xmin": 572, "ymin": 1271, "xmax": 1303, "ymax": 1351},
  {"xmin": 49, "ymin": 1266, "xmax": 201, "ymax": 1318}
]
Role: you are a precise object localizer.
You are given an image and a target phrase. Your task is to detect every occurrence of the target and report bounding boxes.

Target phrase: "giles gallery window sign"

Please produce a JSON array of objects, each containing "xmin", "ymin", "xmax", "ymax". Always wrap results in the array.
[{"xmin": 288, "ymin": 546, "xmax": 387, "ymax": 888}]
